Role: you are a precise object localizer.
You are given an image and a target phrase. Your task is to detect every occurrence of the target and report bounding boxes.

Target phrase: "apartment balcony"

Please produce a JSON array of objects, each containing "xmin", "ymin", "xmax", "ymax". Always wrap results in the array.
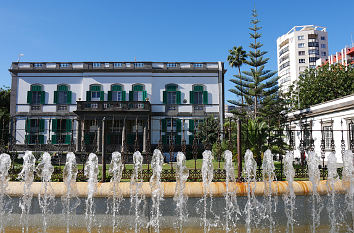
[{"xmin": 75, "ymin": 101, "xmax": 151, "ymax": 113}]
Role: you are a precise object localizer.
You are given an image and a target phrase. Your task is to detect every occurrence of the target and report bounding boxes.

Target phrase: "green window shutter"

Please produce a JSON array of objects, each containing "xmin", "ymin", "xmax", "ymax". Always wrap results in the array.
[
  {"xmin": 66, "ymin": 119, "xmax": 72, "ymax": 132},
  {"xmin": 25, "ymin": 119, "xmax": 30, "ymax": 132},
  {"xmin": 190, "ymin": 91, "xmax": 194, "ymax": 104},
  {"xmin": 162, "ymin": 119, "xmax": 167, "ymax": 132},
  {"xmin": 133, "ymin": 85, "xmax": 143, "ymax": 91},
  {"xmin": 27, "ymin": 91, "xmax": 32, "ymax": 104},
  {"xmin": 176, "ymin": 91, "xmax": 181, "ymax": 104},
  {"xmin": 142, "ymin": 91, "xmax": 147, "ymax": 101},
  {"xmin": 58, "ymin": 85, "xmax": 68, "ymax": 91},
  {"xmin": 52, "ymin": 119, "xmax": 57, "ymax": 133},
  {"xmin": 52, "ymin": 135, "xmax": 57, "ymax": 144},
  {"xmin": 176, "ymin": 135, "xmax": 181, "ymax": 145},
  {"xmin": 176, "ymin": 119, "xmax": 182, "ymax": 132},
  {"xmin": 106, "ymin": 134, "xmax": 111, "ymax": 145},
  {"xmin": 203, "ymin": 91, "xmax": 208, "ymax": 104},
  {"xmin": 90, "ymin": 85, "xmax": 101, "ymax": 91},
  {"xmin": 39, "ymin": 135, "xmax": 44, "ymax": 144},
  {"xmin": 166, "ymin": 85, "xmax": 177, "ymax": 91},
  {"xmin": 189, "ymin": 119, "xmax": 195, "ymax": 132},
  {"xmin": 39, "ymin": 119, "xmax": 45, "ymax": 132},
  {"xmin": 163, "ymin": 91, "xmax": 167, "ymax": 104},
  {"xmin": 129, "ymin": 91, "xmax": 133, "ymax": 101},
  {"xmin": 25, "ymin": 135, "xmax": 29, "ymax": 144},
  {"xmin": 86, "ymin": 91, "xmax": 91, "ymax": 101},
  {"xmin": 65, "ymin": 135, "xmax": 71, "ymax": 144},
  {"xmin": 100, "ymin": 91, "xmax": 104, "ymax": 101},
  {"xmin": 84, "ymin": 134, "xmax": 90, "ymax": 145},
  {"xmin": 162, "ymin": 135, "xmax": 167, "ymax": 144},
  {"xmin": 67, "ymin": 91, "xmax": 72, "ymax": 104},
  {"xmin": 31, "ymin": 85, "xmax": 42, "ymax": 91},
  {"xmin": 122, "ymin": 91, "xmax": 126, "ymax": 101},
  {"xmin": 194, "ymin": 85, "xmax": 204, "ymax": 91},
  {"xmin": 54, "ymin": 91, "xmax": 58, "ymax": 104},
  {"xmin": 112, "ymin": 85, "xmax": 122, "ymax": 91},
  {"xmin": 40, "ymin": 91, "xmax": 45, "ymax": 104},
  {"xmin": 108, "ymin": 91, "xmax": 112, "ymax": 101},
  {"xmin": 127, "ymin": 134, "xmax": 134, "ymax": 145},
  {"xmin": 189, "ymin": 135, "xmax": 194, "ymax": 145}
]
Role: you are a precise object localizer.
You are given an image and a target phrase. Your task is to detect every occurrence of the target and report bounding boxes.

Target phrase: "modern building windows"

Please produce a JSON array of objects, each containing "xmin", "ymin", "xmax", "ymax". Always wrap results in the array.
[
  {"xmin": 299, "ymin": 59, "xmax": 306, "ymax": 63},
  {"xmin": 308, "ymin": 42, "xmax": 319, "ymax": 47},
  {"xmin": 298, "ymin": 51, "xmax": 305, "ymax": 56},
  {"xmin": 321, "ymin": 51, "xmax": 327, "ymax": 56},
  {"xmin": 309, "ymin": 57, "xmax": 319, "ymax": 62},
  {"xmin": 279, "ymin": 46, "xmax": 289, "ymax": 57},
  {"xmin": 298, "ymin": 35, "xmax": 304, "ymax": 40},
  {"xmin": 321, "ymin": 44, "xmax": 326, "ymax": 48},
  {"xmin": 54, "ymin": 84, "xmax": 71, "ymax": 105},
  {"xmin": 86, "ymin": 85, "xmax": 104, "ymax": 101},
  {"xmin": 279, "ymin": 61, "xmax": 290, "ymax": 71},
  {"xmin": 190, "ymin": 85, "xmax": 208, "ymax": 105},
  {"xmin": 27, "ymin": 85, "xmax": 45, "ymax": 105},
  {"xmin": 321, "ymin": 36, "xmax": 326, "ymax": 40},
  {"xmin": 298, "ymin": 43, "xmax": 305, "ymax": 48},
  {"xmin": 129, "ymin": 84, "xmax": 146, "ymax": 101},
  {"xmin": 308, "ymin": 49, "xmax": 319, "ymax": 55},
  {"xmin": 163, "ymin": 84, "xmax": 181, "ymax": 105},
  {"xmin": 108, "ymin": 84, "xmax": 126, "ymax": 101}
]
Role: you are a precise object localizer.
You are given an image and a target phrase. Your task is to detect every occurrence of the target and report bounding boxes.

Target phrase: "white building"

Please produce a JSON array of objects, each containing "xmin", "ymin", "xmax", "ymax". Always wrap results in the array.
[
  {"xmin": 287, "ymin": 94, "xmax": 354, "ymax": 165},
  {"xmin": 9, "ymin": 61, "xmax": 225, "ymax": 154},
  {"xmin": 277, "ymin": 25, "xmax": 329, "ymax": 93},
  {"xmin": 316, "ymin": 46, "xmax": 354, "ymax": 67}
]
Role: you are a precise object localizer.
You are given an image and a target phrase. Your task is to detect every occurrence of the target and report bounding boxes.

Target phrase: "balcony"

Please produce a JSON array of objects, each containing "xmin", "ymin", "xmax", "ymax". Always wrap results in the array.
[{"xmin": 75, "ymin": 101, "xmax": 151, "ymax": 112}]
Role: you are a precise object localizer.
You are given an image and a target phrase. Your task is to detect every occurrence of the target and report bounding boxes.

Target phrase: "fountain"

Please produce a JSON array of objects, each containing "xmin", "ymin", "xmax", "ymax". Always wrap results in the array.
[
  {"xmin": 108, "ymin": 151, "xmax": 124, "ymax": 232},
  {"xmin": 18, "ymin": 150, "xmax": 36, "ymax": 233},
  {"xmin": 174, "ymin": 152, "xmax": 189, "ymax": 231},
  {"xmin": 307, "ymin": 151, "xmax": 324, "ymax": 233},
  {"xmin": 62, "ymin": 152, "xmax": 80, "ymax": 233},
  {"xmin": 262, "ymin": 149, "xmax": 277, "ymax": 233},
  {"xmin": 223, "ymin": 150, "xmax": 240, "ymax": 232},
  {"xmin": 84, "ymin": 153, "xmax": 99, "ymax": 233},
  {"xmin": 283, "ymin": 151, "xmax": 296, "ymax": 233},
  {"xmin": 326, "ymin": 152, "xmax": 339, "ymax": 233},
  {"xmin": 130, "ymin": 151, "xmax": 145, "ymax": 232},
  {"xmin": 36, "ymin": 152, "xmax": 55, "ymax": 233},
  {"xmin": 148, "ymin": 149, "xmax": 164, "ymax": 232},
  {"xmin": 342, "ymin": 150, "xmax": 354, "ymax": 232},
  {"xmin": 0, "ymin": 153, "xmax": 11, "ymax": 233}
]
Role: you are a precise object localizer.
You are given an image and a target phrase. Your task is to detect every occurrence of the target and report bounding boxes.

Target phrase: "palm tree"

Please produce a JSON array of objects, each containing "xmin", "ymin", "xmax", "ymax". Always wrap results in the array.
[{"xmin": 227, "ymin": 46, "xmax": 247, "ymax": 106}]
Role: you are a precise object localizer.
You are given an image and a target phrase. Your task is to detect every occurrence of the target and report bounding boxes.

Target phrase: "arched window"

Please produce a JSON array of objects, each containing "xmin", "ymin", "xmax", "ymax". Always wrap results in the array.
[
  {"xmin": 108, "ymin": 84, "xmax": 126, "ymax": 101},
  {"xmin": 163, "ymin": 84, "xmax": 181, "ymax": 104},
  {"xmin": 190, "ymin": 85, "xmax": 208, "ymax": 104},
  {"xmin": 129, "ymin": 84, "xmax": 146, "ymax": 101},
  {"xmin": 54, "ymin": 84, "xmax": 72, "ymax": 104},
  {"xmin": 86, "ymin": 84, "xmax": 104, "ymax": 101},
  {"xmin": 27, "ymin": 84, "xmax": 45, "ymax": 105}
]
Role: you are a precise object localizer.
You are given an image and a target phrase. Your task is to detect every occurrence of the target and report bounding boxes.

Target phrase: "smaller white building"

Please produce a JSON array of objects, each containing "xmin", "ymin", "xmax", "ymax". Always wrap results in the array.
[{"xmin": 287, "ymin": 94, "xmax": 354, "ymax": 165}]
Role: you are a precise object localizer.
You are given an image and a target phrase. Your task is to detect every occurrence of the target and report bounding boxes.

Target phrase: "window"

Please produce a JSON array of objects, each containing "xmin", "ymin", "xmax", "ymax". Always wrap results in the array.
[
  {"xmin": 34, "ymin": 63, "xmax": 43, "ymax": 68},
  {"xmin": 321, "ymin": 36, "xmax": 326, "ymax": 40},
  {"xmin": 321, "ymin": 44, "xmax": 326, "ymax": 48},
  {"xmin": 112, "ymin": 91, "xmax": 122, "ymax": 101},
  {"xmin": 190, "ymin": 85, "xmax": 208, "ymax": 105},
  {"xmin": 93, "ymin": 63, "xmax": 101, "ymax": 68},
  {"xmin": 298, "ymin": 43, "xmax": 305, "ymax": 48},
  {"xmin": 279, "ymin": 61, "xmax": 290, "ymax": 71},
  {"xmin": 279, "ymin": 54, "xmax": 289, "ymax": 63},
  {"xmin": 51, "ymin": 119, "xmax": 72, "ymax": 144},
  {"xmin": 193, "ymin": 63, "xmax": 203, "ymax": 68},
  {"xmin": 298, "ymin": 35, "xmax": 304, "ymax": 40},
  {"xmin": 27, "ymin": 85, "xmax": 45, "ymax": 105},
  {"xmin": 114, "ymin": 63, "xmax": 122, "ymax": 67},
  {"xmin": 163, "ymin": 84, "xmax": 181, "ymax": 105},
  {"xmin": 299, "ymin": 59, "xmax": 306, "ymax": 63},
  {"xmin": 298, "ymin": 51, "xmax": 305, "ymax": 56},
  {"xmin": 279, "ymin": 46, "xmax": 289, "ymax": 57},
  {"xmin": 167, "ymin": 63, "xmax": 177, "ymax": 67},
  {"xmin": 309, "ymin": 57, "xmax": 319, "ymax": 62},
  {"xmin": 308, "ymin": 49, "xmax": 319, "ymax": 55},
  {"xmin": 129, "ymin": 84, "xmax": 146, "ymax": 102},
  {"xmin": 57, "ymin": 91, "xmax": 68, "ymax": 104},
  {"xmin": 349, "ymin": 122, "xmax": 354, "ymax": 150},
  {"xmin": 321, "ymin": 51, "xmax": 327, "ymax": 56},
  {"xmin": 54, "ymin": 85, "xmax": 71, "ymax": 105},
  {"xmin": 134, "ymin": 63, "xmax": 144, "ymax": 67},
  {"xmin": 86, "ymin": 85, "xmax": 104, "ymax": 101},
  {"xmin": 308, "ymin": 42, "xmax": 319, "ymax": 47},
  {"xmin": 25, "ymin": 119, "xmax": 45, "ymax": 134},
  {"xmin": 309, "ymin": 65, "xmax": 316, "ymax": 69},
  {"xmin": 108, "ymin": 85, "xmax": 125, "ymax": 101},
  {"xmin": 323, "ymin": 125, "xmax": 333, "ymax": 150}
]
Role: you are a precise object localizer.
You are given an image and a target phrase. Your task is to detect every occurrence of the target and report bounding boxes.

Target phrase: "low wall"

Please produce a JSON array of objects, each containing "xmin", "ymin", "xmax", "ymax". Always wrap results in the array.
[{"xmin": 6, "ymin": 180, "xmax": 349, "ymax": 197}]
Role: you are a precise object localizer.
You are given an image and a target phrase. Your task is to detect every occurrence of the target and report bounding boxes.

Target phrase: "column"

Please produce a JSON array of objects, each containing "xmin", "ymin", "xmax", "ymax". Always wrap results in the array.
[
  {"xmin": 121, "ymin": 119, "xmax": 126, "ymax": 153},
  {"xmin": 143, "ymin": 121, "xmax": 147, "ymax": 152},
  {"xmin": 101, "ymin": 117, "xmax": 106, "ymax": 182}
]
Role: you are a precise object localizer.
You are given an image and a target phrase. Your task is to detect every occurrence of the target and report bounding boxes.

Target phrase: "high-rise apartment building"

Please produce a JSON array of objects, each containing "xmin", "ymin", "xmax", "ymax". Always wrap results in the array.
[{"xmin": 277, "ymin": 25, "xmax": 329, "ymax": 92}]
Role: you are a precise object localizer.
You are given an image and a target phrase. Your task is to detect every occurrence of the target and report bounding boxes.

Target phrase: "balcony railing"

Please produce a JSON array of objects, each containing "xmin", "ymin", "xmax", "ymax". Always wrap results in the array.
[{"xmin": 76, "ymin": 101, "xmax": 151, "ymax": 112}]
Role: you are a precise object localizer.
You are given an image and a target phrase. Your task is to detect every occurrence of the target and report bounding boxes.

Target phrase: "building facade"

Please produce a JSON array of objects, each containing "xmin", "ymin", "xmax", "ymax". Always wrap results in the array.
[
  {"xmin": 286, "ymin": 94, "xmax": 354, "ymax": 165},
  {"xmin": 277, "ymin": 25, "xmax": 329, "ymax": 92},
  {"xmin": 316, "ymin": 46, "xmax": 354, "ymax": 67},
  {"xmin": 9, "ymin": 61, "xmax": 225, "ymax": 156}
]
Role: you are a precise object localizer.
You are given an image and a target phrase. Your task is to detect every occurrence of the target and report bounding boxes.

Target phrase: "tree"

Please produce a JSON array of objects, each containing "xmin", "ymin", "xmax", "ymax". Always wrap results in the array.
[
  {"xmin": 237, "ymin": 9, "xmax": 279, "ymax": 119},
  {"xmin": 286, "ymin": 63, "xmax": 354, "ymax": 110},
  {"xmin": 0, "ymin": 86, "xmax": 10, "ymax": 146},
  {"xmin": 195, "ymin": 115, "xmax": 219, "ymax": 148},
  {"xmin": 227, "ymin": 46, "xmax": 248, "ymax": 113}
]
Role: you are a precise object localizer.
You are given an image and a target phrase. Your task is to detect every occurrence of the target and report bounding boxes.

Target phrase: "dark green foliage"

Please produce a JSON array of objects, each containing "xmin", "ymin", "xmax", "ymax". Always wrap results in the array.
[
  {"xmin": 195, "ymin": 115, "xmax": 219, "ymax": 147},
  {"xmin": 286, "ymin": 63, "xmax": 354, "ymax": 110}
]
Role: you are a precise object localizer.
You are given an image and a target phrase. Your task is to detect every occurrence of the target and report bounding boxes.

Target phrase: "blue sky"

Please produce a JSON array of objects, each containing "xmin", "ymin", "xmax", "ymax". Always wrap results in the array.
[{"xmin": 0, "ymin": 0, "xmax": 353, "ymax": 102}]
